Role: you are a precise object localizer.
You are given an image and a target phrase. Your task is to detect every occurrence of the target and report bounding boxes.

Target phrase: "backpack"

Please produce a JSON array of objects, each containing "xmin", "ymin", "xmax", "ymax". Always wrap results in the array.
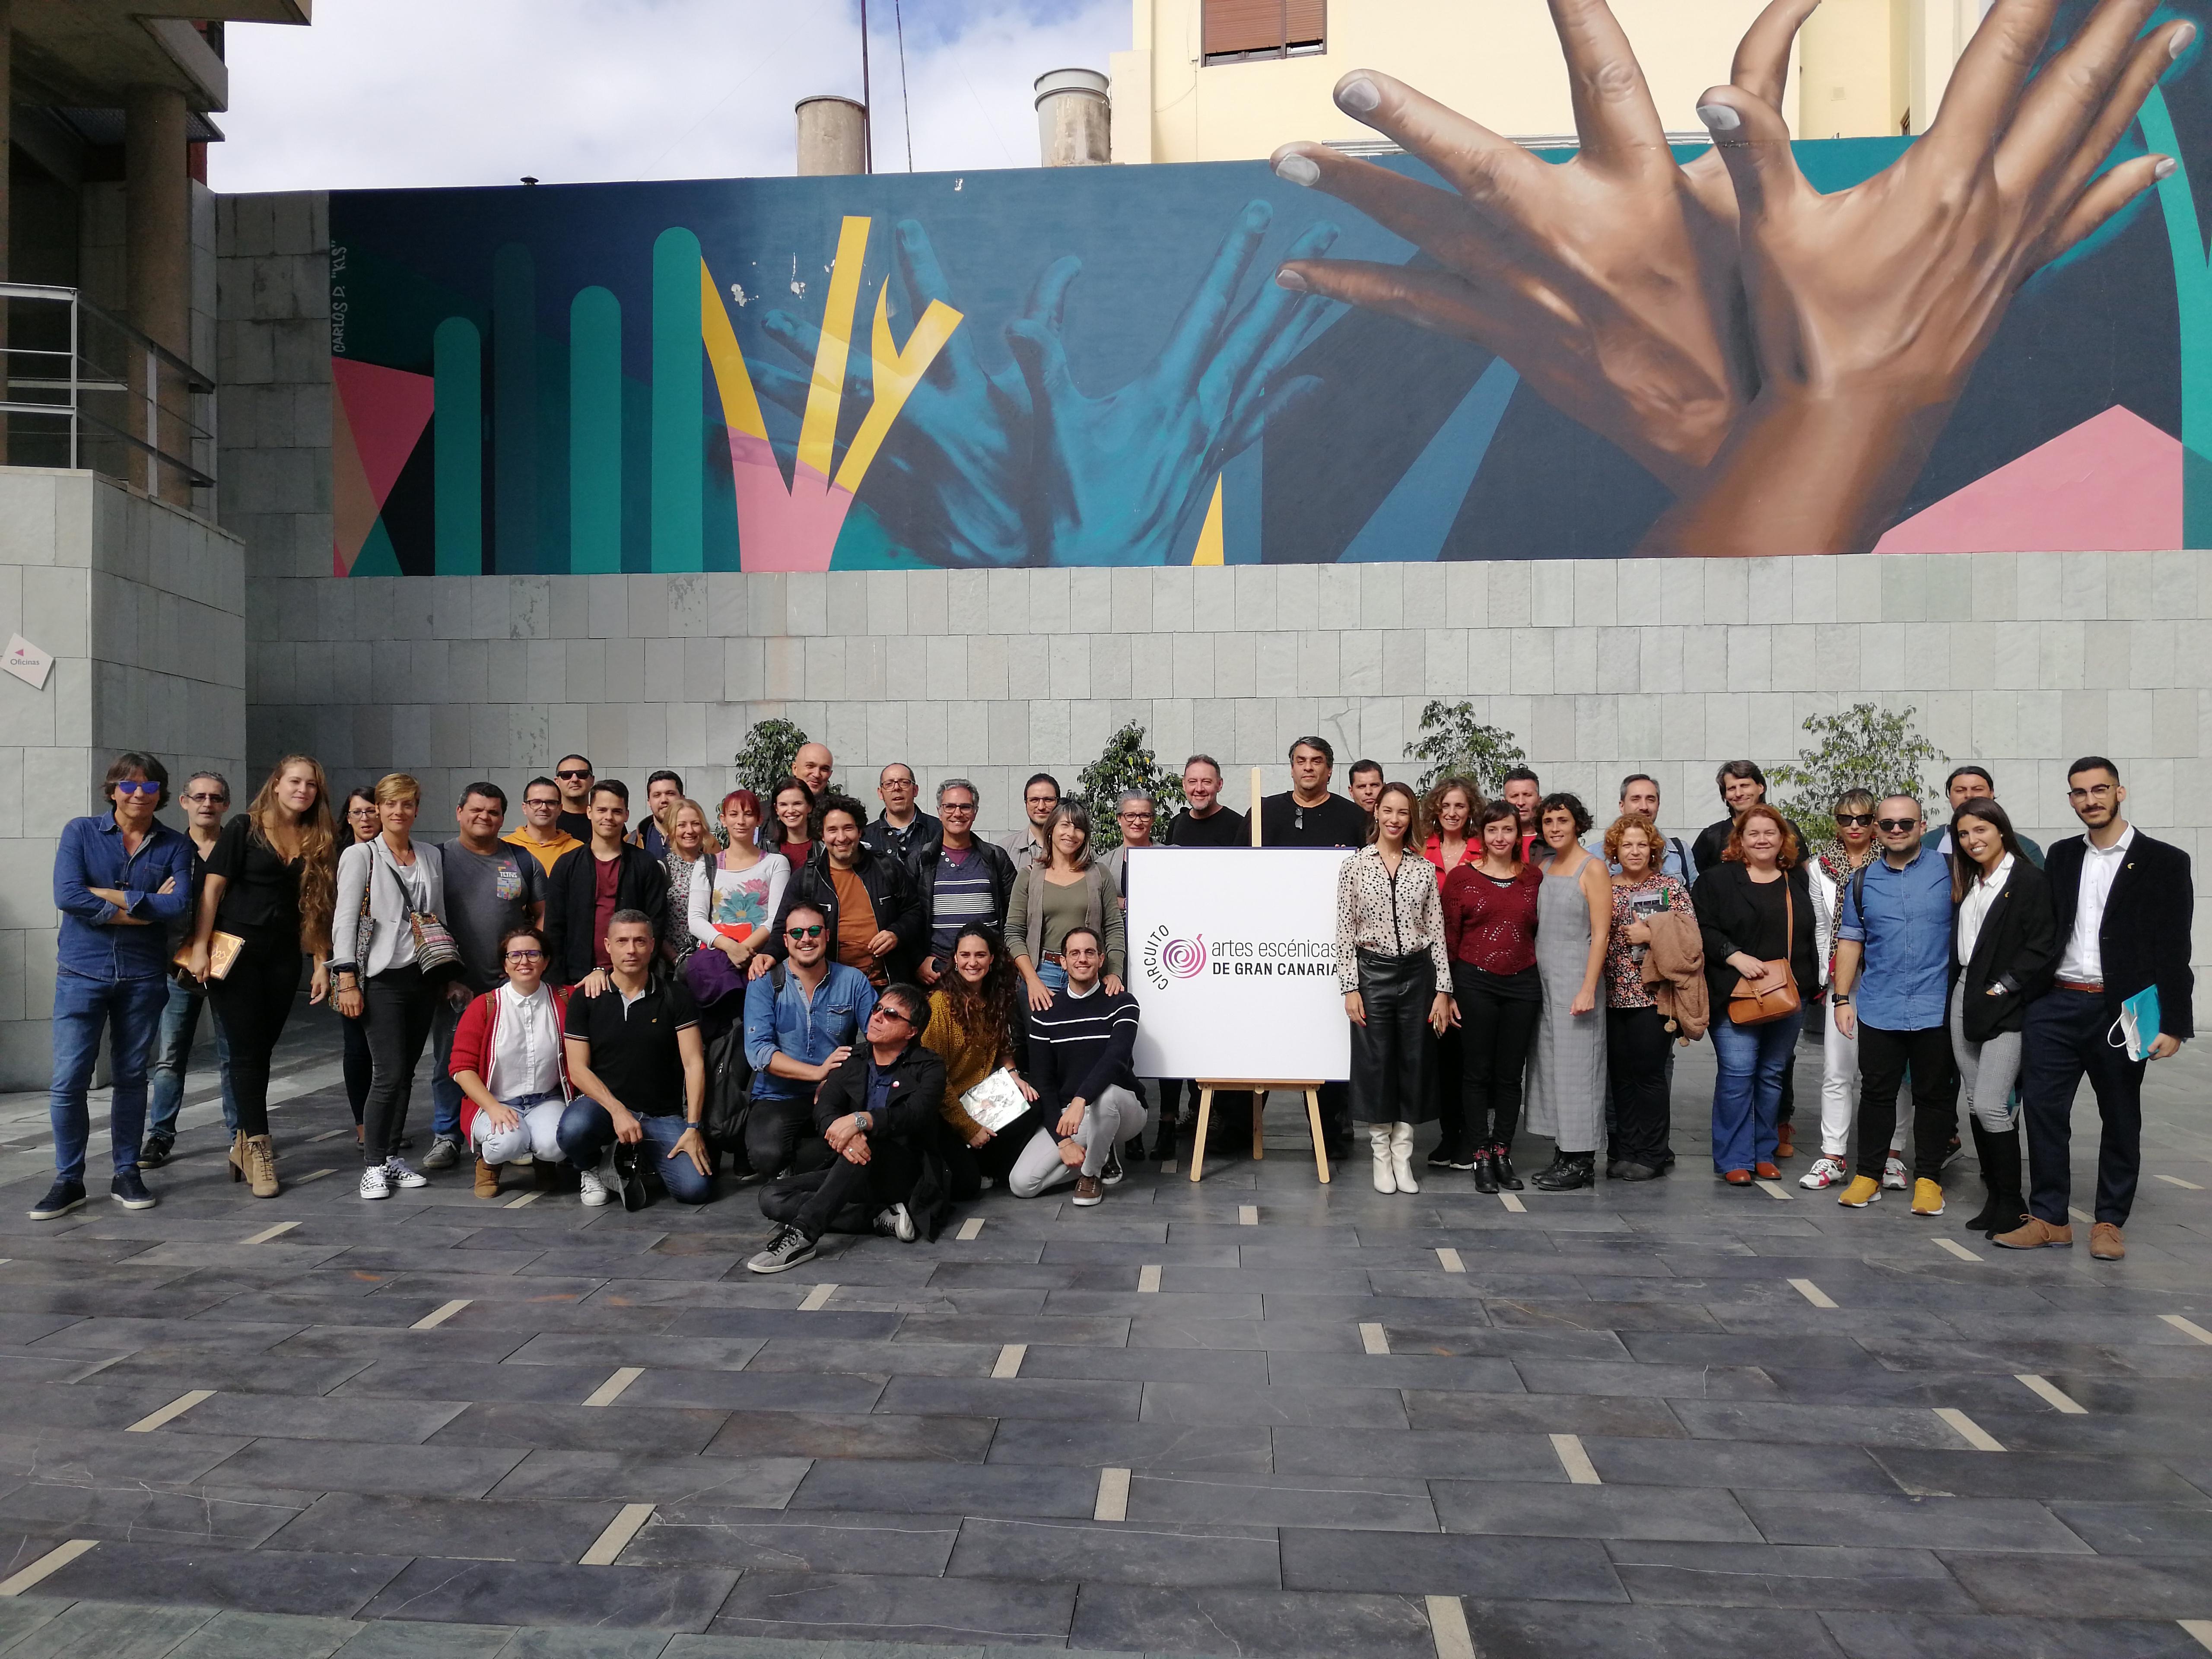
[{"xmin": 702, "ymin": 961, "xmax": 783, "ymax": 1157}]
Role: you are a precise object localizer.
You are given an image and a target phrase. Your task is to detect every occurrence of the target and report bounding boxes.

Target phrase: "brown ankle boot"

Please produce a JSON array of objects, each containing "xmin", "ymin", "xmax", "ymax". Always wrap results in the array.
[
  {"xmin": 474, "ymin": 1155, "xmax": 501, "ymax": 1199},
  {"xmin": 244, "ymin": 1135, "xmax": 279, "ymax": 1198}
]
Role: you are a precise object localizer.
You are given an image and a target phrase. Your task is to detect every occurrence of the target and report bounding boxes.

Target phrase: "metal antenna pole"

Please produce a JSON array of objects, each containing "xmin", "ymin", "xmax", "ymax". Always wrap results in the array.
[{"xmin": 859, "ymin": 0, "xmax": 874, "ymax": 174}]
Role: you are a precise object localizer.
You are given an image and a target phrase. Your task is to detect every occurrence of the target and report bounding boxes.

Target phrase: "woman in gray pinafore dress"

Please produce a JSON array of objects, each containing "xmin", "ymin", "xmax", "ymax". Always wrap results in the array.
[{"xmin": 1522, "ymin": 794, "xmax": 1611, "ymax": 1190}]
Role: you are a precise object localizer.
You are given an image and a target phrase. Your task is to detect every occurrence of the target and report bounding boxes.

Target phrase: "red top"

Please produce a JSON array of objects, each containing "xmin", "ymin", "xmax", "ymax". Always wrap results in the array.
[
  {"xmin": 591, "ymin": 853, "xmax": 621, "ymax": 968},
  {"xmin": 1423, "ymin": 833, "xmax": 1479, "ymax": 890},
  {"xmin": 1442, "ymin": 862, "xmax": 1541, "ymax": 973},
  {"xmin": 448, "ymin": 983, "xmax": 575, "ymax": 1143}
]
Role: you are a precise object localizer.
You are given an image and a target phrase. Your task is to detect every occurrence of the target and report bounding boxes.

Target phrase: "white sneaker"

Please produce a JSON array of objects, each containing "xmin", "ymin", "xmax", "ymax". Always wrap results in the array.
[
  {"xmin": 874, "ymin": 1202, "xmax": 917, "ymax": 1242},
  {"xmin": 1799, "ymin": 1155, "xmax": 1850, "ymax": 1190},
  {"xmin": 384, "ymin": 1157, "xmax": 429, "ymax": 1189},
  {"xmin": 359, "ymin": 1166, "xmax": 391, "ymax": 1200},
  {"xmin": 578, "ymin": 1166, "xmax": 613, "ymax": 1206},
  {"xmin": 1881, "ymin": 1153, "xmax": 1909, "ymax": 1190}
]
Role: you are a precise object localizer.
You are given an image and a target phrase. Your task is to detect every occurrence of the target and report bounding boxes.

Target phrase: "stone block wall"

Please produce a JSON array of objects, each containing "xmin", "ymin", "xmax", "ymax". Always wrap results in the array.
[{"xmin": 0, "ymin": 468, "xmax": 246, "ymax": 1086}]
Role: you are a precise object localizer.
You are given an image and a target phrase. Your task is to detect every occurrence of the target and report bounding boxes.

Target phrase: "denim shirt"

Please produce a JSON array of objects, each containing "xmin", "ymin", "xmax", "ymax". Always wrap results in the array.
[
  {"xmin": 1836, "ymin": 844, "xmax": 1954, "ymax": 1030},
  {"xmin": 54, "ymin": 814, "xmax": 194, "ymax": 982},
  {"xmin": 743, "ymin": 961, "xmax": 878, "ymax": 1103}
]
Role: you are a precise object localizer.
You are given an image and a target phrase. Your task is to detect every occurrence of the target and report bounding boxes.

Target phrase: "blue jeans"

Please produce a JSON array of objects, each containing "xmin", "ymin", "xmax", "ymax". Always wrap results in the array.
[
  {"xmin": 430, "ymin": 993, "xmax": 464, "ymax": 1141},
  {"xmin": 50, "ymin": 970, "xmax": 168, "ymax": 1183},
  {"xmin": 1036, "ymin": 959, "xmax": 1068, "ymax": 995},
  {"xmin": 556, "ymin": 1099, "xmax": 715, "ymax": 1205},
  {"xmin": 147, "ymin": 976, "xmax": 236, "ymax": 1139},
  {"xmin": 1710, "ymin": 1009, "xmax": 1805, "ymax": 1173}
]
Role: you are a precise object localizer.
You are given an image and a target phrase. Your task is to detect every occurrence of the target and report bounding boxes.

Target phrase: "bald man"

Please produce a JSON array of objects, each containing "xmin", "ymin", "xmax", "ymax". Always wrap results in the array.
[{"xmin": 794, "ymin": 744, "xmax": 834, "ymax": 800}]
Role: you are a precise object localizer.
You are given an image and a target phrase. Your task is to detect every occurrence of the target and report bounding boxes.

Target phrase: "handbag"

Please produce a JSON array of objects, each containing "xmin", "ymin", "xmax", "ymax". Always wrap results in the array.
[
  {"xmin": 365, "ymin": 844, "xmax": 464, "ymax": 980},
  {"xmin": 1727, "ymin": 879, "xmax": 1802, "ymax": 1027}
]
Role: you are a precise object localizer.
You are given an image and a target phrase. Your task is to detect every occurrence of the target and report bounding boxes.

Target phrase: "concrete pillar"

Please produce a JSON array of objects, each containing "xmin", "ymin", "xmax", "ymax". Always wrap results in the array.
[
  {"xmin": 125, "ymin": 83, "xmax": 191, "ymax": 504},
  {"xmin": 796, "ymin": 97, "xmax": 867, "ymax": 177},
  {"xmin": 0, "ymin": 0, "xmax": 13, "ymax": 466},
  {"xmin": 1035, "ymin": 68, "xmax": 1110, "ymax": 167}
]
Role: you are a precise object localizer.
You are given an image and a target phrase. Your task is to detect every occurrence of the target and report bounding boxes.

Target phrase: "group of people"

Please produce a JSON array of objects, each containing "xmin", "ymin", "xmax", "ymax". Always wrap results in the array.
[{"xmin": 39, "ymin": 734, "xmax": 2190, "ymax": 1265}]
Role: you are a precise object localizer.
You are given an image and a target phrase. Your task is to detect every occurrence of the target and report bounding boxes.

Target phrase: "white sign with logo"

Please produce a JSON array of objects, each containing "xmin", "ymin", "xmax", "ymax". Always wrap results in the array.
[
  {"xmin": 2, "ymin": 635, "xmax": 52, "ymax": 691},
  {"xmin": 1125, "ymin": 847, "xmax": 1352, "ymax": 1081}
]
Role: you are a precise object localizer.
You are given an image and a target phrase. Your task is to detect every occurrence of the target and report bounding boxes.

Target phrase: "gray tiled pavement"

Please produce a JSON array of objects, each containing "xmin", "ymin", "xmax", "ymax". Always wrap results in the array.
[{"xmin": 0, "ymin": 1005, "xmax": 2207, "ymax": 1658}]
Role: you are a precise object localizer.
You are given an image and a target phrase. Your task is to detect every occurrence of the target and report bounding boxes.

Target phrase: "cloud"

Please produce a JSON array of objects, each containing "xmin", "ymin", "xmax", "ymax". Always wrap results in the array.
[{"xmin": 212, "ymin": 0, "xmax": 1127, "ymax": 193}]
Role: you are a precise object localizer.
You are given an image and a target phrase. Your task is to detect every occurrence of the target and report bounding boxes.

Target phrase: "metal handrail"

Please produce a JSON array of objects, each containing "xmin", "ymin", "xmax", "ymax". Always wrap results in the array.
[{"xmin": 0, "ymin": 282, "xmax": 216, "ymax": 495}]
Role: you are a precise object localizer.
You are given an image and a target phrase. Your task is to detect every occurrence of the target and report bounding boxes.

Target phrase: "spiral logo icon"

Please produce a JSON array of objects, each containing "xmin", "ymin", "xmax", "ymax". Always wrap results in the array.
[{"xmin": 1160, "ymin": 935, "xmax": 1207, "ymax": 979}]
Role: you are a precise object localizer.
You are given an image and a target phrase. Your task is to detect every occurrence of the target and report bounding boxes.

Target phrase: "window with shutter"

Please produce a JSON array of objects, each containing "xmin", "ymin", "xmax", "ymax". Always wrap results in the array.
[{"xmin": 1202, "ymin": 0, "xmax": 1325, "ymax": 63}]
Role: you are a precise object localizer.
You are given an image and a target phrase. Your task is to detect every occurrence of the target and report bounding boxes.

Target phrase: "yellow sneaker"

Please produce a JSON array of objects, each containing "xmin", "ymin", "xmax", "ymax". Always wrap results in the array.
[
  {"xmin": 1911, "ymin": 1178, "xmax": 1945, "ymax": 1216},
  {"xmin": 1837, "ymin": 1175, "xmax": 1881, "ymax": 1208}
]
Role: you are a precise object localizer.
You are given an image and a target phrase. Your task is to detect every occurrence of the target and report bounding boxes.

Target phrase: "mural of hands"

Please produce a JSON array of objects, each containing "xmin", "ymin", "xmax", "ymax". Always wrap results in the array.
[
  {"xmin": 753, "ymin": 205, "xmax": 1338, "ymax": 566},
  {"xmin": 1648, "ymin": 0, "xmax": 2190, "ymax": 555},
  {"xmin": 1273, "ymin": 0, "xmax": 2190, "ymax": 556},
  {"xmin": 1271, "ymin": 0, "xmax": 1819, "ymax": 495}
]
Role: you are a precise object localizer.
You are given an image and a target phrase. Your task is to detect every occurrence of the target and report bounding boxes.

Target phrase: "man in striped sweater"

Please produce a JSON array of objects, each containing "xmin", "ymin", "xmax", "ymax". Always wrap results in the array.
[{"xmin": 1008, "ymin": 928, "xmax": 1145, "ymax": 1207}]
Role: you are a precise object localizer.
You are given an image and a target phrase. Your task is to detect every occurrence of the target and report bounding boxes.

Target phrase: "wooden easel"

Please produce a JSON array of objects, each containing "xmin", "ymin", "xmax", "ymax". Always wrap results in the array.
[
  {"xmin": 1189, "ymin": 1080, "xmax": 1332, "ymax": 1183},
  {"xmin": 1184, "ymin": 767, "xmax": 1335, "ymax": 1185}
]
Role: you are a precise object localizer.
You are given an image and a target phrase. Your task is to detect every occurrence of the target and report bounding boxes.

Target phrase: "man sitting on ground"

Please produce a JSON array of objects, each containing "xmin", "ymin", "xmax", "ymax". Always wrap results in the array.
[
  {"xmin": 556, "ymin": 910, "xmax": 712, "ymax": 1209},
  {"xmin": 1010, "ymin": 927, "xmax": 1144, "ymax": 1206},
  {"xmin": 449, "ymin": 925, "xmax": 571, "ymax": 1199},
  {"xmin": 742, "ymin": 901, "xmax": 876, "ymax": 1181},
  {"xmin": 748, "ymin": 982, "xmax": 946, "ymax": 1271}
]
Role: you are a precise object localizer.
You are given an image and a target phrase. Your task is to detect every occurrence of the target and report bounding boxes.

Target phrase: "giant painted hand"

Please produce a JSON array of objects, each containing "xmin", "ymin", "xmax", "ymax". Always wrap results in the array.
[
  {"xmin": 754, "ymin": 206, "xmax": 1338, "ymax": 566},
  {"xmin": 1644, "ymin": 0, "xmax": 2190, "ymax": 555},
  {"xmin": 1269, "ymin": 0, "xmax": 1818, "ymax": 495}
]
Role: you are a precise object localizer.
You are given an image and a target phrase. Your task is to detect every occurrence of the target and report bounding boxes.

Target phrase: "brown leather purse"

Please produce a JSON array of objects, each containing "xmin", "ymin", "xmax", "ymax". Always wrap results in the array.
[{"xmin": 1727, "ymin": 880, "xmax": 1801, "ymax": 1026}]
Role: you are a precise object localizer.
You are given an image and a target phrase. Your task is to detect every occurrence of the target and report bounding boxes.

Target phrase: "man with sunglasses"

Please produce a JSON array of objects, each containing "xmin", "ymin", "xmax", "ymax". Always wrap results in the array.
[
  {"xmin": 750, "ymin": 982, "xmax": 946, "ymax": 1271},
  {"xmin": 742, "ymin": 901, "xmax": 877, "ymax": 1182},
  {"xmin": 35, "ymin": 753, "xmax": 195, "ymax": 1219},
  {"xmin": 142, "ymin": 771, "xmax": 238, "ymax": 1168},
  {"xmin": 1829, "ymin": 794, "xmax": 1959, "ymax": 1217},
  {"xmin": 551, "ymin": 755, "xmax": 595, "ymax": 842}
]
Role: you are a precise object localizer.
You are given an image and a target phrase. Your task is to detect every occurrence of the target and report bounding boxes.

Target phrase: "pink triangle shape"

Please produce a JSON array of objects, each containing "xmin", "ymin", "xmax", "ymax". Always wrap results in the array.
[
  {"xmin": 1875, "ymin": 405, "xmax": 2182, "ymax": 555},
  {"xmin": 332, "ymin": 357, "xmax": 435, "ymax": 509}
]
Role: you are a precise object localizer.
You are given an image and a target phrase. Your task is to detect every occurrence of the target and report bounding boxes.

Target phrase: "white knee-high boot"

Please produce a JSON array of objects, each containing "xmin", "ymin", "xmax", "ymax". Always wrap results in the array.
[
  {"xmin": 1370, "ymin": 1127, "xmax": 1397, "ymax": 1193},
  {"xmin": 1390, "ymin": 1123, "xmax": 1418, "ymax": 1194}
]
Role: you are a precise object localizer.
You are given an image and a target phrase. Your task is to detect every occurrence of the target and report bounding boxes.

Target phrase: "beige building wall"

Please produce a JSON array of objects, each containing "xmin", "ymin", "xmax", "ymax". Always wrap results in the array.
[{"xmin": 1115, "ymin": 0, "xmax": 1968, "ymax": 164}]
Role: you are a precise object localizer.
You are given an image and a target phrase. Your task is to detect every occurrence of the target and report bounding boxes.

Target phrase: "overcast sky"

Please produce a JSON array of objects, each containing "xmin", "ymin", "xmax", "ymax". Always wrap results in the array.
[{"xmin": 212, "ymin": 0, "xmax": 1128, "ymax": 192}]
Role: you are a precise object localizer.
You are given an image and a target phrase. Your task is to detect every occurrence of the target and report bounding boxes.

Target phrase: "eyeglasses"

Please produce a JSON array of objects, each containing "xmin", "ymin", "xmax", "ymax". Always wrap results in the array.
[
  {"xmin": 113, "ymin": 780, "xmax": 160, "ymax": 796},
  {"xmin": 1834, "ymin": 813, "xmax": 1875, "ymax": 827},
  {"xmin": 1120, "ymin": 810, "xmax": 1154, "ymax": 822},
  {"xmin": 504, "ymin": 949, "xmax": 545, "ymax": 962},
  {"xmin": 1876, "ymin": 817, "xmax": 1919, "ymax": 833},
  {"xmin": 785, "ymin": 925, "xmax": 826, "ymax": 941},
  {"xmin": 941, "ymin": 801, "xmax": 976, "ymax": 814},
  {"xmin": 556, "ymin": 769, "xmax": 592, "ymax": 781},
  {"xmin": 182, "ymin": 791, "xmax": 228, "ymax": 805}
]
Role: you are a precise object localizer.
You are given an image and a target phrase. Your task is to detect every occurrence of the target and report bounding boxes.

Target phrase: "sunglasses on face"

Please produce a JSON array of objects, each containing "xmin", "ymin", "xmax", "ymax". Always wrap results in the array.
[
  {"xmin": 871, "ymin": 1006, "xmax": 912, "ymax": 1027},
  {"xmin": 113, "ymin": 780, "xmax": 160, "ymax": 797},
  {"xmin": 1834, "ymin": 813, "xmax": 1874, "ymax": 827},
  {"xmin": 785, "ymin": 925, "xmax": 826, "ymax": 941},
  {"xmin": 182, "ymin": 792, "xmax": 228, "ymax": 805},
  {"xmin": 1876, "ymin": 818, "xmax": 1919, "ymax": 833},
  {"xmin": 556, "ymin": 769, "xmax": 591, "ymax": 781}
]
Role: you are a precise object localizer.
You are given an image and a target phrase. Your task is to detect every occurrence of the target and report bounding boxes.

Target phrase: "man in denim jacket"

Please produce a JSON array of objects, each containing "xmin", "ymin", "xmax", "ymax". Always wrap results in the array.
[{"xmin": 35, "ymin": 753, "xmax": 195, "ymax": 1219}]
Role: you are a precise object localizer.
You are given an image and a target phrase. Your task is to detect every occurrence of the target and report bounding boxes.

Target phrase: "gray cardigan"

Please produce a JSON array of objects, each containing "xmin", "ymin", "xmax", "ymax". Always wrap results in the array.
[
  {"xmin": 1006, "ymin": 862, "xmax": 1127, "ymax": 978},
  {"xmin": 331, "ymin": 836, "xmax": 445, "ymax": 980}
]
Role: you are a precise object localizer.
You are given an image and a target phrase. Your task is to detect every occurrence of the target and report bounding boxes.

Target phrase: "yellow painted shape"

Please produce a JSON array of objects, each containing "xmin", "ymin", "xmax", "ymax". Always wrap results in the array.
[
  {"xmin": 798, "ymin": 217, "xmax": 872, "ymax": 483},
  {"xmin": 833, "ymin": 283, "xmax": 963, "ymax": 496},
  {"xmin": 699, "ymin": 259, "xmax": 769, "ymax": 443},
  {"xmin": 1191, "ymin": 472, "xmax": 1226, "ymax": 566}
]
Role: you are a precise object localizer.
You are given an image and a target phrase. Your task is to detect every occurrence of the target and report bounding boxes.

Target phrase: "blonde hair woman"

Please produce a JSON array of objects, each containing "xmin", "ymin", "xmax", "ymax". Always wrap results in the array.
[
  {"xmin": 187, "ymin": 753, "xmax": 337, "ymax": 1198},
  {"xmin": 331, "ymin": 773, "xmax": 449, "ymax": 1200}
]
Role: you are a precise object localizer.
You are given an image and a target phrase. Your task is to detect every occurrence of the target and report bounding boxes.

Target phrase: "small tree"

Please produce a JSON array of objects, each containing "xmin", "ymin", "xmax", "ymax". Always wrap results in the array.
[
  {"xmin": 733, "ymin": 718, "xmax": 808, "ymax": 800},
  {"xmin": 1077, "ymin": 722, "xmax": 1186, "ymax": 850},
  {"xmin": 1405, "ymin": 700, "xmax": 1527, "ymax": 795},
  {"xmin": 1767, "ymin": 702, "xmax": 1945, "ymax": 845}
]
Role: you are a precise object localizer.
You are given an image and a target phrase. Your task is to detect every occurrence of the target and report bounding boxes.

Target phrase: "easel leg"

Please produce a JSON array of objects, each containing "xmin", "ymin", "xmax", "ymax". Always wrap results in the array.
[
  {"xmin": 1306, "ymin": 1090, "xmax": 1331, "ymax": 1184},
  {"xmin": 1190, "ymin": 1088, "xmax": 1214, "ymax": 1183},
  {"xmin": 1252, "ymin": 1090, "xmax": 1266, "ymax": 1161}
]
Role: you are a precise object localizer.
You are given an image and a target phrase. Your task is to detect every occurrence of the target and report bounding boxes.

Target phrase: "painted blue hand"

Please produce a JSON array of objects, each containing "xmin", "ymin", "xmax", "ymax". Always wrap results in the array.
[{"xmin": 756, "ymin": 205, "xmax": 1338, "ymax": 566}]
